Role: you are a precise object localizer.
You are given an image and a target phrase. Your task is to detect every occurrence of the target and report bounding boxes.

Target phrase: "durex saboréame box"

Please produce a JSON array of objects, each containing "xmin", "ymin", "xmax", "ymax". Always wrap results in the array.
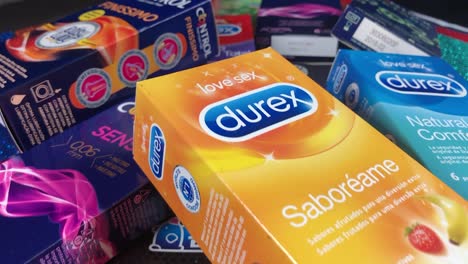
[
  {"xmin": 133, "ymin": 48, "xmax": 468, "ymax": 263},
  {"xmin": 0, "ymin": 0, "xmax": 219, "ymax": 163},
  {"xmin": 0, "ymin": 97, "xmax": 171, "ymax": 263},
  {"xmin": 326, "ymin": 49, "xmax": 468, "ymax": 200}
]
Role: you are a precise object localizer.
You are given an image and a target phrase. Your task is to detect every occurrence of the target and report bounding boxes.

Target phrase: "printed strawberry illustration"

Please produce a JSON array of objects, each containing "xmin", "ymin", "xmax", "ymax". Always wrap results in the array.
[{"xmin": 405, "ymin": 223, "xmax": 445, "ymax": 255}]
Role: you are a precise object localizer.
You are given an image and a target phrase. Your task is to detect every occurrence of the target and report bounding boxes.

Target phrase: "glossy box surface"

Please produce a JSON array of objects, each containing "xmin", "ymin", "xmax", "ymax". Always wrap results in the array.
[
  {"xmin": 0, "ymin": 0, "xmax": 219, "ymax": 163},
  {"xmin": 210, "ymin": 14, "xmax": 255, "ymax": 62},
  {"xmin": 326, "ymin": 49, "xmax": 468, "ymax": 200},
  {"xmin": 255, "ymin": 0, "xmax": 342, "ymax": 61},
  {"xmin": 332, "ymin": 0, "xmax": 440, "ymax": 56},
  {"xmin": 0, "ymin": 97, "xmax": 171, "ymax": 263},
  {"xmin": 134, "ymin": 48, "xmax": 468, "ymax": 263}
]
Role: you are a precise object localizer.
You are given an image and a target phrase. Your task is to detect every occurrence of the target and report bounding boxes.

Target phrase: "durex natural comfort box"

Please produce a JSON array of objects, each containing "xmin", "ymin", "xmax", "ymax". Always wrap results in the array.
[
  {"xmin": 326, "ymin": 49, "xmax": 468, "ymax": 200},
  {"xmin": 133, "ymin": 48, "xmax": 468, "ymax": 263}
]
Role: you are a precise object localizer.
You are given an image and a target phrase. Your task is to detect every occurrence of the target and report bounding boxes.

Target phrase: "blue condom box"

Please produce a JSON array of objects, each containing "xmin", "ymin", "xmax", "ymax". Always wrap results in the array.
[
  {"xmin": 0, "ymin": 97, "xmax": 171, "ymax": 263},
  {"xmin": 0, "ymin": 0, "xmax": 219, "ymax": 164},
  {"xmin": 326, "ymin": 49, "xmax": 468, "ymax": 199}
]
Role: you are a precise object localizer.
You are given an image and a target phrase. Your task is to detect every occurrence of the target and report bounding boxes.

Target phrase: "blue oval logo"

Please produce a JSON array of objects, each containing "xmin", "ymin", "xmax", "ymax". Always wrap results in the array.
[
  {"xmin": 148, "ymin": 217, "xmax": 202, "ymax": 253},
  {"xmin": 332, "ymin": 64, "xmax": 348, "ymax": 94},
  {"xmin": 376, "ymin": 71, "xmax": 467, "ymax": 97},
  {"xmin": 173, "ymin": 165, "xmax": 200, "ymax": 213},
  {"xmin": 148, "ymin": 123, "xmax": 166, "ymax": 180},
  {"xmin": 217, "ymin": 24, "xmax": 242, "ymax": 36},
  {"xmin": 199, "ymin": 83, "xmax": 318, "ymax": 142},
  {"xmin": 181, "ymin": 178, "xmax": 194, "ymax": 202}
]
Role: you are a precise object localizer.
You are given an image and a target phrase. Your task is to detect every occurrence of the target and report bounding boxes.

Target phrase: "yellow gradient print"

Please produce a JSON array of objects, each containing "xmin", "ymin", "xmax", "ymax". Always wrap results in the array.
[
  {"xmin": 148, "ymin": 50, "xmax": 355, "ymax": 162},
  {"xmin": 134, "ymin": 48, "xmax": 468, "ymax": 263}
]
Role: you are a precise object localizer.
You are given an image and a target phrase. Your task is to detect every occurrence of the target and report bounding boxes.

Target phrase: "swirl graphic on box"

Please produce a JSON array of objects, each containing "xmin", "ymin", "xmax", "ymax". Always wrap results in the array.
[
  {"xmin": 258, "ymin": 4, "xmax": 341, "ymax": 19},
  {"xmin": 0, "ymin": 158, "xmax": 100, "ymax": 241}
]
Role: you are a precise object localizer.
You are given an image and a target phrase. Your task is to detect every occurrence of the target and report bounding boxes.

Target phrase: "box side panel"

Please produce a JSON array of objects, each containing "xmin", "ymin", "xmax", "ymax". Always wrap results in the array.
[
  {"xmin": 143, "ymin": 0, "xmax": 220, "ymax": 78},
  {"xmin": 255, "ymin": 0, "xmax": 342, "ymax": 60},
  {"xmin": 0, "ymin": 97, "xmax": 170, "ymax": 263},
  {"xmin": 332, "ymin": 2, "xmax": 438, "ymax": 56},
  {"xmin": 27, "ymin": 183, "xmax": 170, "ymax": 264},
  {"xmin": 0, "ymin": 106, "xmax": 20, "ymax": 161},
  {"xmin": 133, "ymin": 88, "xmax": 294, "ymax": 264},
  {"xmin": 0, "ymin": 0, "xmax": 219, "ymax": 156},
  {"xmin": 326, "ymin": 49, "xmax": 376, "ymax": 120}
]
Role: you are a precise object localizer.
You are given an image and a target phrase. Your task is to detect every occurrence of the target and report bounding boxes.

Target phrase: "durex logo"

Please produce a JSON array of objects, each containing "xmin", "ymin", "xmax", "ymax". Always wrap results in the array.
[
  {"xmin": 199, "ymin": 83, "xmax": 318, "ymax": 142},
  {"xmin": 217, "ymin": 24, "xmax": 242, "ymax": 36},
  {"xmin": 333, "ymin": 64, "xmax": 348, "ymax": 94},
  {"xmin": 376, "ymin": 71, "xmax": 467, "ymax": 97},
  {"xmin": 149, "ymin": 124, "xmax": 166, "ymax": 180}
]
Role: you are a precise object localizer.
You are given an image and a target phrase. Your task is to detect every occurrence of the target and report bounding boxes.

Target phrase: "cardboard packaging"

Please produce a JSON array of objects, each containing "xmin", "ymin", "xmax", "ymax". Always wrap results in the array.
[
  {"xmin": 0, "ymin": 97, "xmax": 171, "ymax": 263},
  {"xmin": 332, "ymin": 0, "xmax": 440, "ymax": 56},
  {"xmin": 0, "ymin": 0, "xmax": 219, "ymax": 163},
  {"xmin": 133, "ymin": 48, "xmax": 468, "ymax": 263},
  {"xmin": 255, "ymin": 0, "xmax": 342, "ymax": 61},
  {"xmin": 210, "ymin": 14, "xmax": 255, "ymax": 62},
  {"xmin": 436, "ymin": 29, "xmax": 468, "ymax": 82},
  {"xmin": 212, "ymin": 0, "xmax": 261, "ymax": 17},
  {"xmin": 108, "ymin": 217, "xmax": 210, "ymax": 264},
  {"xmin": 326, "ymin": 49, "xmax": 468, "ymax": 200}
]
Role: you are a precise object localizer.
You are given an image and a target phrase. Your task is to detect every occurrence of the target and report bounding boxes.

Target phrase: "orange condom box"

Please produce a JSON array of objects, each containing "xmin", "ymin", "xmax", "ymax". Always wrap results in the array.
[{"xmin": 133, "ymin": 48, "xmax": 468, "ymax": 263}]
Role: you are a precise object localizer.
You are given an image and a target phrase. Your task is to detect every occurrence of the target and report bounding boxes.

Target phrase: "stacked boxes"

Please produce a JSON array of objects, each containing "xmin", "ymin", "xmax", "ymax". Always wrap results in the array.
[
  {"xmin": 0, "ymin": 97, "xmax": 171, "ymax": 263},
  {"xmin": 210, "ymin": 14, "xmax": 255, "ymax": 62},
  {"xmin": 332, "ymin": 0, "xmax": 440, "ymax": 56},
  {"xmin": 133, "ymin": 48, "xmax": 468, "ymax": 263},
  {"xmin": 0, "ymin": 0, "xmax": 219, "ymax": 162},
  {"xmin": 1, "ymin": 1, "xmax": 467, "ymax": 263},
  {"xmin": 255, "ymin": 0, "xmax": 342, "ymax": 61}
]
